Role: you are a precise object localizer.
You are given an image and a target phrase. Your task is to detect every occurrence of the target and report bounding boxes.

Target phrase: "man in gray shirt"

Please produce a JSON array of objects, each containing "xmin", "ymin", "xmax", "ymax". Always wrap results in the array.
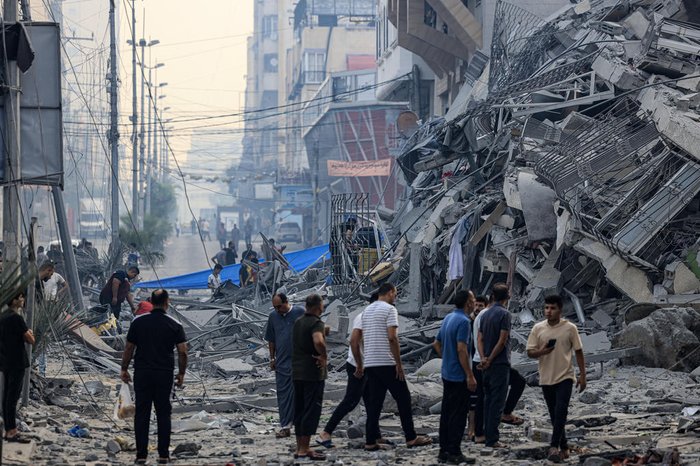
[{"xmin": 266, "ymin": 292, "xmax": 304, "ymax": 438}]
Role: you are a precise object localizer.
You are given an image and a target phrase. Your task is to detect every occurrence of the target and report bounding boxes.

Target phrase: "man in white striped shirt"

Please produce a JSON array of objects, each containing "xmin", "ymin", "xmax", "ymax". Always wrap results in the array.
[{"xmin": 351, "ymin": 283, "xmax": 432, "ymax": 451}]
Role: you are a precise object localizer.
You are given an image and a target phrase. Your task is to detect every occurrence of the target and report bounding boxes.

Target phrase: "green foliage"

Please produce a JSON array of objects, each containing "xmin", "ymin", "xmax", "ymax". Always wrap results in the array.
[{"xmin": 119, "ymin": 181, "xmax": 176, "ymax": 262}]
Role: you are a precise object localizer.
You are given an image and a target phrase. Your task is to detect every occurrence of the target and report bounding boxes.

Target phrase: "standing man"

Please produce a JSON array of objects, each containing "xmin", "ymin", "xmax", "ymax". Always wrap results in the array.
[
  {"xmin": 527, "ymin": 294, "xmax": 586, "ymax": 463},
  {"xmin": 433, "ymin": 290, "xmax": 478, "ymax": 464},
  {"xmin": 217, "ymin": 222, "xmax": 227, "ymax": 250},
  {"xmin": 121, "ymin": 289, "xmax": 188, "ymax": 465},
  {"xmin": 265, "ymin": 293, "xmax": 305, "ymax": 438},
  {"xmin": 37, "ymin": 245, "xmax": 48, "ymax": 265},
  {"xmin": 352, "ymin": 283, "xmax": 432, "ymax": 451},
  {"xmin": 202, "ymin": 218, "xmax": 211, "ymax": 241},
  {"xmin": 231, "ymin": 224, "xmax": 241, "ymax": 253},
  {"xmin": 224, "ymin": 241, "xmax": 238, "ymax": 265},
  {"xmin": 208, "ymin": 264, "xmax": 223, "ymax": 293},
  {"xmin": 0, "ymin": 292, "xmax": 35, "ymax": 444},
  {"xmin": 291, "ymin": 294, "xmax": 328, "ymax": 461},
  {"xmin": 469, "ymin": 295, "xmax": 489, "ymax": 442},
  {"xmin": 99, "ymin": 267, "xmax": 139, "ymax": 333},
  {"xmin": 477, "ymin": 283, "xmax": 511, "ymax": 448}
]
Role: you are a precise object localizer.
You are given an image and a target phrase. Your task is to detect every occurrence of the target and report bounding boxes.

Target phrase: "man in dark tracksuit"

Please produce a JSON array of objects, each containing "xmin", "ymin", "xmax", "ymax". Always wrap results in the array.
[{"xmin": 121, "ymin": 289, "xmax": 187, "ymax": 465}]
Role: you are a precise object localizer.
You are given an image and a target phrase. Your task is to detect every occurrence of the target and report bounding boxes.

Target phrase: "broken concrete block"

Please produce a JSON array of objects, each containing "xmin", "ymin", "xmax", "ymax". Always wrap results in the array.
[
  {"xmin": 613, "ymin": 308, "xmax": 700, "ymax": 371},
  {"xmin": 591, "ymin": 309, "xmax": 614, "ymax": 328},
  {"xmin": 663, "ymin": 261, "xmax": 700, "ymax": 294},
  {"xmin": 583, "ymin": 458, "xmax": 613, "ymax": 466},
  {"xmin": 212, "ymin": 358, "xmax": 254, "ymax": 376},
  {"xmin": 621, "ymin": 9, "xmax": 650, "ymax": 39},
  {"xmin": 581, "ymin": 331, "xmax": 611, "ymax": 353},
  {"xmin": 518, "ymin": 170, "xmax": 557, "ymax": 241},
  {"xmin": 414, "ymin": 358, "xmax": 442, "ymax": 377}
]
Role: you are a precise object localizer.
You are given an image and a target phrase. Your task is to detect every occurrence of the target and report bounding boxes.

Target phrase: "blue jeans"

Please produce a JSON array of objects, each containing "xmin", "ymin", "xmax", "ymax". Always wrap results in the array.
[{"xmin": 482, "ymin": 364, "xmax": 510, "ymax": 446}]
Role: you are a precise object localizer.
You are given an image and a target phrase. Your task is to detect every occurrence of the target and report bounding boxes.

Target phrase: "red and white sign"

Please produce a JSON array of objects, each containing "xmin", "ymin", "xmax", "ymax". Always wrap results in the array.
[{"xmin": 327, "ymin": 159, "xmax": 392, "ymax": 177}]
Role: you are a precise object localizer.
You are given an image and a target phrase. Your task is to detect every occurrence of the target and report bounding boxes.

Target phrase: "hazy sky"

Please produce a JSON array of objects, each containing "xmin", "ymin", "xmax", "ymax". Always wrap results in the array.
[{"xmin": 117, "ymin": 0, "xmax": 254, "ymax": 164}]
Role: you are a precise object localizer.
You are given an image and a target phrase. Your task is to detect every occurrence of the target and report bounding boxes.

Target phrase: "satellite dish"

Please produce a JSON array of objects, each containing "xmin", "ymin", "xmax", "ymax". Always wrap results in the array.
[{"xmin": 397, "ymin": 111, "xmax": 419, "ymax": 136}]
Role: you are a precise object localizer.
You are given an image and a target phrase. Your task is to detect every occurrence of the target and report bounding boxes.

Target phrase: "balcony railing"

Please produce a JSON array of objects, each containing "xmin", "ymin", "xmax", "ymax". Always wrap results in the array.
[{"xmin": 301, "ymin": 69, "xmax": 377, "ymax": 130}]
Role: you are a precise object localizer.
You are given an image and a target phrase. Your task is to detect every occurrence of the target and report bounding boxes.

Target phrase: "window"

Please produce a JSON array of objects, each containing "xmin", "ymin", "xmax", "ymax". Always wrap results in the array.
[
  {"xmin": 424, "ymin": 1, "xmax": 437, "ymax": 28},
  {"xmin": 264, "ymin": 53, "xmax": 279, "ymax": 72},
  {"xmin": 303, "ymin": 51, "xmax": 326, "ymax": 84},
  {"xmin": 262, "ymin": 15, "xmax": 278, "ymax": 39}
]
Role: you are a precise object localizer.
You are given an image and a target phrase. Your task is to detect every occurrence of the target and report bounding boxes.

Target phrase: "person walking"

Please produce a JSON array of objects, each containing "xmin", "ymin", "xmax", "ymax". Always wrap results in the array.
[
  {"xmin": 0, "ymin": 291, "xmax": 35, "ymax": 444},
  {"xmin": 217, "ymin": 222, "xmax": 227, "ymax": 250},
  {"xmin": 202, "ymin": 219, "xmax": 211, "ymax": 241},
  {"xmin": 477, "ymin": 283, "xmax": 512, "ymax": 448},
  {"xmin": 121, "ymin": 289, "xmax": 188, "ymax": 465},
  {"xmin": 317, "ymin": 293, "xmax": 384, "ymax": 448},
  {"xmin": 351, "ymin": 283, "xmax": 432, "ymax": 451},
  {"xmin": 433, "ymin": 290, "xmax": 478, "ymax": 464},
  {"xmin": 527, "ymin": 294, "xmax": 586, "ymax": 463},
  {"xmin": 291, "ymin": 294, "xmax": 328, "ymax": 461},
  {"xmin": 265, "ymin": 293, "xmax": 305, "ymax": 438},
  {"xmin": 231, "ymin": 224, "xmax": 241, "ymax": 252}
]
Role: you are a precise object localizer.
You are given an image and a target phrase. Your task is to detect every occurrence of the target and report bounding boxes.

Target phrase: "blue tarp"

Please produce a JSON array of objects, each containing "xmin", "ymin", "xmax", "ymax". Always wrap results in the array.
[{"xmin": 133, "ymin": 244, "xmax": 330, "ymax": 290}]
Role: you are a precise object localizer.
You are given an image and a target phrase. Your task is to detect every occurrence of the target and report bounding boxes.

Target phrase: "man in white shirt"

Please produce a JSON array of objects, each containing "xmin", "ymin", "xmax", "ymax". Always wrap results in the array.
[
  {"xmin": 44, "ymin": 271, "xmax": 67, "ymax": 301},
  {"xmin": 351, "ymin": 283, "xmax": 431, "ymax": 451},
  {"xmin": 207, "ymin": 264, "xmax": 223, "ymax": 293}
]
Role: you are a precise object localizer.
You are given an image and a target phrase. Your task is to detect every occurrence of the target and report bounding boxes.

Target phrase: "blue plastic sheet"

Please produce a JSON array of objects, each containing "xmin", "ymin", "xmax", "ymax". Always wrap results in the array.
[{"xmin": 133, "ymin": 244, "xmax": 330, "ymax": 290}]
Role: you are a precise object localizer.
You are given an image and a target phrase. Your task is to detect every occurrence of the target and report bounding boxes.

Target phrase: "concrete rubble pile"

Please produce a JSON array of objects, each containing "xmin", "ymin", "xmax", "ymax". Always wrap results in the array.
[{"xmin": 357, "ymin": 0, "xmax": 700, "ymax": 373}]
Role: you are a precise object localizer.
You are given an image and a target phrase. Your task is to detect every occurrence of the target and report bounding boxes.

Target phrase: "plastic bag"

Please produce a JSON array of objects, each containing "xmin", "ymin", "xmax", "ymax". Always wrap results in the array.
[{"xmin": 114, "ymin": 383, "xmax": 135, "ymax": 420}]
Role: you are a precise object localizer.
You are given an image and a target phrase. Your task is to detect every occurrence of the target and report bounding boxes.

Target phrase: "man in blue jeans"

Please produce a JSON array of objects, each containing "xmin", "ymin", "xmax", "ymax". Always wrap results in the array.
[{"xmin": 477, "ymin": 283, "xmax": 512, "ymax": 448}]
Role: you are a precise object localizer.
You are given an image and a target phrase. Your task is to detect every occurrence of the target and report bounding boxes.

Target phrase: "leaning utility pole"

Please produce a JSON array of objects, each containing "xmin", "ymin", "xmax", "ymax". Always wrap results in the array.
[
  {"xmin": 130, "ymin": 0, "xmax": 139, "ymax": 227},
  {"xmin": 109, "ymin": 0, "xmax": 120, "ymax": 250},
  {"xmin": 2, "ymin": 0, "xmax": 22, "ymax": 282},
  {"xmin": 145, "ymin": 65, "xmax": 152, "ymax": 215}
]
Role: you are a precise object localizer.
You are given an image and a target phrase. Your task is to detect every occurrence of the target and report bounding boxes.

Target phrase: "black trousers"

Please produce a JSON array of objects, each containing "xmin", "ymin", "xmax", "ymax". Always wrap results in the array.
[
  {"xmin": 471, "ymin": 361, "xmax": 484, "ymax": 437},
  {"xmin": 323, "ymin": 363, "xmax": 369, "ymax": 435},
  {"xmin": 504, "ymin": 368, "xmax": 526, "ymax": 415},
  {"xmin": 482, "ymin": 364, "xmax": 510, "ymax": 447},
  {"xmin": 439, "ymin": 379, "xmax": 470, "ymax": 456},
  {"xmin": 364, "ymin": 366, "xmax": 416, "ymax": 445},
  {"xmin": 541, "ymin": 379, "xmax": 573, "ymax": 449},
  {"xmin": 134, "ymin": 370, "xmax": 173, "ymax": 460},
  {"xmin": 1, "ymin": 368, "xmax": 25, "ymax": 431},
  {"xmin": 293, "ymin": 380, "xmax": 325, "ymax": 437}
]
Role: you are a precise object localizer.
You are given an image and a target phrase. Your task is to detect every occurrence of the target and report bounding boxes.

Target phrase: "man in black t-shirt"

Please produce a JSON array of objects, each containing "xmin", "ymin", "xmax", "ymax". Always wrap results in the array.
[
  {"xmin": 99, "ymin": 267, "xmax": 139, "ymax": 332},
  {"xmin": 121, "ymin": 289, "xmax": 188, "ymax": 465},
  {"xmin": 291, "ymin": 294, "xmax": 328, "ymax": 461},
  {"xmin": 0, "ymin": 291, "xmax": 35, "ymax": 443}
]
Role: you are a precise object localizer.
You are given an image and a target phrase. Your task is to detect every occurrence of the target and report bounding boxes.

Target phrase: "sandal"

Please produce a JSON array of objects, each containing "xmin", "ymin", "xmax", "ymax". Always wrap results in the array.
[
  {"xmin": 406, "ymin": 435, "xmax": 432, "ymax": 448},
  {"xmin": 315, "ymin": 437, "xmax": 335, "ymax": 449},
  {"xmin": 4, "ymin": 435, "xmax": 31, "ymax": 444},
  {"xmin": 547, "ymin": 447, "xmax": 562, "ymax": 463},
  {"xmin": 276, "ymin": 428, "xmax": 291, "ymax": 438},
  {"xmin": 377, "ymin": 438, "xmax": 395, "ymax": 446},
  {"xmin": 364, "ymin": 444, "xmax": 389, "ymax": 451},
  {"xmin": 306, "ymin": 450, "xmax": 326, "ymax": 461},
  {"xmin": 157, "ymin": 458, "xmax": 171, "ymax": 465},
  {"xmin": 501, "ymin": 414, "xmax": 524, "ymax": 426}
]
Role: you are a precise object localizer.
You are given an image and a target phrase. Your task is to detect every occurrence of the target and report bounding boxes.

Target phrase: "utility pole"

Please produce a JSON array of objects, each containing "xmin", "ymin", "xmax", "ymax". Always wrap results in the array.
[
  {"xmin": 139, "ymin": 37, "xmax": 146, "ymax": 225},
  {"xmin": 130, "ymin": 0, "xmax": 139, "ymax": 228},
  {"xmin": 145, "ymin": 64, "xmax": 152, "ymax": 215},
  {"xmin": 21, "ymin": 218, "xmax": 37, "ymax": 407},
  {"xmin": 2, "ymin": 0, "xmax": 22, "ymax": 283},
  {"xmin": 109, "ymin": 0, "xmax": 120, "ymax": 250},
  {"xmin": 52, "ymin": 187, "xmax": 85, "ymax": 313}
]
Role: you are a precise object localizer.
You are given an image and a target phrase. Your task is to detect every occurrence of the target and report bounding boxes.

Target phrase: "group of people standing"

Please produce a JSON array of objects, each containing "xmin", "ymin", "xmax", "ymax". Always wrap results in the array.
[
  {"xmin": 434, "ymin": 283, "xmax": 587, "ymax": 464},
  {"xmin": 265, "ymin": 282, "xmax": 587, "ymax": 464}
]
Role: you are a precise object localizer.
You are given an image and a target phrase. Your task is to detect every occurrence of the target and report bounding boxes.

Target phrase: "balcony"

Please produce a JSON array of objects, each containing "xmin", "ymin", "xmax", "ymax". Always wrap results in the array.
[
  {"xmin": 289, "ymin": 70, "xmax": 327, "ymax": 100},
  {"xmin": 301, "ymin": 69, "xmax": 377, "ymax": 130}
]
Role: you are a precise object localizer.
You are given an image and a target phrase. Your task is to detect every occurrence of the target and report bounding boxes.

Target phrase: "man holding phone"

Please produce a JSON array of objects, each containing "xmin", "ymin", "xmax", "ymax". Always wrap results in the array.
[{"xmin": 526, "ymin": 295, "xmax": 586, "ymax": 464}]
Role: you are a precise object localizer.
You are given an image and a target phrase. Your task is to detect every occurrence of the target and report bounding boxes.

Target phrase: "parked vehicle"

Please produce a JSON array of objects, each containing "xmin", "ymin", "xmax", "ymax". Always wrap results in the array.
[{"xmin": 275, "ymin": 222, "xmax": 302, "ymax": 243}]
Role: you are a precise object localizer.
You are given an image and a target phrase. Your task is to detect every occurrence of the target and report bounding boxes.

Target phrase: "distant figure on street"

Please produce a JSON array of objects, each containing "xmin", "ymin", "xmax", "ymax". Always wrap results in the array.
[
  {"xmin": 175, "ymin": 223, "xmax": 181, "ymax": 238},
  {"xmin": 37, "ymin": 245, "xmax": 48, "ymax": 266},
  {"xmin": 85, "ymin": 241, "xmax": 99, "ymax": 260},
  {"xmin": 0, "ymin": 291, "xmax": 35, "ymax": 444},
  {"xmin": 244, "ymin": 221, "xmax": 253, "ymax": 244},
  {"xmin": 208, "ymin": 264, "xmax": 223, "ymax": 293},
  {"xmin": 352, "ymin": 283, "xmax": 432, "ymax": 451},
  {"xmin": 231, "ymin": 224, "xmax": 241, "ymax": 252},
  {"xmin": 265, "ymin": 293, "xmax": 304, "ymax": 438},
  {"xmin": 433, "ymin": 290, "xmax": 478, "ymax": 464},
  {"xmin": 291, "ymin": 294, "xmax": 328, "ymax": 461},
  {"xmin": 100, "ymin": 267, "xmax": 139, "ymax": 333},
  {"xmin": 241, "ymin": 243, "xmax": 257, "ymax": 262},
  {"xmin": 127, "ymin": 243, "xmax": 141, "ymax": 268},
  {"xmin": 202, "ymin": 219, "xmax": 211, "ymax": 241},
  {"xmin": 121, "ymin": 289, "xmax": 188, "ymax": 465},
  {"xmin": 217, "ymin": 222, "xmax": 227, "ymax": 249},
  {"xmin": 190, "ymin": 219, "xmax": 196, "ymax": 236},
  {"xmin": 527, "ymin": 294, "xmax": 586, "ymax": 463},
  {"xmin": 317, "ymin": 293, "xmax": 385, "ymax": 449},
  {"xmin": 477, "ymin": 283, "xmax": 512, "ymax": 448},
  {"xmin": 211, "ymin": 247, "xmax": 228, "ymax": 267}
]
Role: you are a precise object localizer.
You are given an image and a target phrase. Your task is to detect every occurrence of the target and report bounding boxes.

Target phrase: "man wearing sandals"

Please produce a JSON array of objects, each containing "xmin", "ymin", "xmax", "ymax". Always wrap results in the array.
[
  {"xmin": 291, "ymin": 294, "xmax": 328, "ymax": 461},
  {"xmin": 351, "ymin": 283, "xmax": 432, "ymax": 451},
  {"xmin": 0, "ymin": 291, "xmax": 35, "ymax": 444},
  {"xmin": 527, "ymin": 294, "xmax": 586, "ymax": 463}
]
